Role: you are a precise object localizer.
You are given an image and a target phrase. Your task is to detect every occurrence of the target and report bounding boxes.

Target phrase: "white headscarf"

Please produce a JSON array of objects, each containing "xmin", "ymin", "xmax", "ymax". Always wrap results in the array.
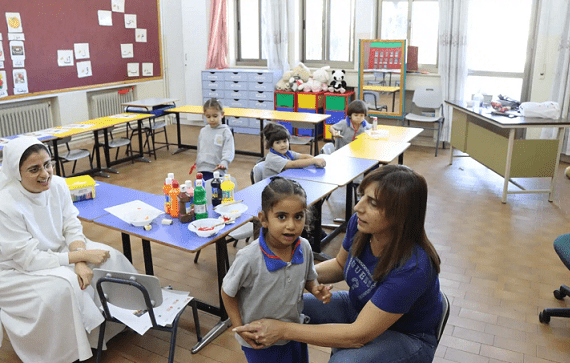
[{"xmin": 0, "ymin": 136, "xmax": 46, "ymax": 190}]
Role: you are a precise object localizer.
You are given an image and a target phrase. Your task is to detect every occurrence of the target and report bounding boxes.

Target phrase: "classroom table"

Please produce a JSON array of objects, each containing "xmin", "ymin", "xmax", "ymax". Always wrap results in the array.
[
  {"xmin": 165, "ymin": 106, "xmax": 331, "ymax": 157},
  {"xmin": 446, "ymin": 100, "xmax": 570, "ymax": 203},
  {"xmin": 362, "ymin": 85, "xmax": 401, "ymax": 112},
  {"xmin": 364, "ymin": 68, "xmax": 401, "ymax": 87},
  {"xmin": 332, "ymin": 137, "xmax": 411, "ymax": 165},
  {"xmin": 122, "ymin": 98, "xmax": 178, "ymax": 111},
  {"xmin": 355, "ymin": 125, "xmax": 423, "ymax": 164}
]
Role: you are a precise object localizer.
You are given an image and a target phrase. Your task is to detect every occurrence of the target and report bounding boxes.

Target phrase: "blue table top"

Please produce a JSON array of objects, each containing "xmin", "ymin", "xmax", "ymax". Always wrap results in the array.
[
  {"xmin": 278, "ymin": 154, "xmax": 378, "ymax": 187},
  {"xmin": 0, "ymin": 134, "xmax": 56, "ymax": 152}
]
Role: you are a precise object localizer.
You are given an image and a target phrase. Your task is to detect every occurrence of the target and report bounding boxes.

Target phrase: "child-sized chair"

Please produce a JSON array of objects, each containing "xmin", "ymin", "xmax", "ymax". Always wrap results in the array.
[{"xmin": 403, "ymin": 87, "xmax": 445, "ymax": 156}]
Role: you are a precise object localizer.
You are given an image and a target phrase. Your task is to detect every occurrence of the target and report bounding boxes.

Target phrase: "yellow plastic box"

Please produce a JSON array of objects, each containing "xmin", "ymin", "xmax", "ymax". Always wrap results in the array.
[{"xmin": 65, "ymin": 175, "xmax": 96, "ymax": 202}]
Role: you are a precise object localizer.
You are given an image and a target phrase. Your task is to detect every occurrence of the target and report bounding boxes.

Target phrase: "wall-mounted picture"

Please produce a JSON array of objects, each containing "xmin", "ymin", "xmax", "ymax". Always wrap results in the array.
[
  {"xmin": 74, "ymin": 43, "xmax": 90, "ymax": 59},
  {"xmin": 121, "ymin": 44, "xmax": 133, "ymax": 58},
  {"xmin": 13, "ymin": 68, "xmax": 28, "ymax": 94},
  {"xmin": 57, "ymin": 50, "xmax": 74, "ymax": 67},
  {"xmin": 10, "ymin": 40, "xmax": 24, "ymax": 56},
  {"xmin": 127, "ymin": 63, "xmax": 139, "ymax": 77},
  {"xmin": 135, "ymin": 28, "xmax": 147, "ymax": 42},
  {"xmin": 142, "ymin": 63, "xmax": 153, "ymax": 76},
  {"xmin": 112, "ymin": 0, "xmax": 125, "ymax": 13},
  {"xmin": 125, "ymin": 14, "xmax": 137, "ymax": 29},
  {"xmin": 77, "ymin": 60, "xmax": 92, "ymax": 78},
  {"xmin": 5, "ymin": 12, "xmax": 23, "ymax": 33},
  {"xmin": 98, "ymin": 10, "xmax": 112, "ymax": 26},
  {"xmin": 0, "ymin": 42, "xmax": 4, "ymax": 61},
  {"xmin": 0, "ymin": 70, "xmax": 7, "ymax": 98}
]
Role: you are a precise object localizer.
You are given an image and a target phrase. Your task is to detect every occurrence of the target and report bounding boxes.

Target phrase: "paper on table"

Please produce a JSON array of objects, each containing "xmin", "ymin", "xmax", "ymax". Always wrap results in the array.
[
  {"xmin": 43, "ymin": 128, "xmax": 72, "ymax": 135},
  {"xmin": 365, "ymin": 129, "xmax": 389, "ymax": 139},
  {"xmin": 66, "ymin": 123, "xmax": 94, "ymax": 129},
  {"xmin": 110, "ymin": 113, "xmax": 135, "ymax": 118},
  {"xmin": 104, "ymin": 200, "xmax": 164, "ymax": 224}
]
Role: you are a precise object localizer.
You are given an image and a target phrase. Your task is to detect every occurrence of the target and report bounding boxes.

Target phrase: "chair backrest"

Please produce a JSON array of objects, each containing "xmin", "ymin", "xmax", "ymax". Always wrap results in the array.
[
  {"xmin": 436, "ymin": 290, "xmax": 451, "ymax": 343},
  {"xmin": 554, "ymin": 233, "xmax": 570, "ymax": 270},
  {"xmin": 93, "ymin": 268, "xmax": 163, "ymax": 310},
  {"xmin": 320, "ymin": 142, "xmax": 335, "ymax": 155},
  {"xmin": 412, "ymin": 87, "xmax": 443, "ymax": 110},
  {"xmin": 204, "ymin": 176, "xmax": 238, "ymax": 204},
  {"xmin": 289, "ymin": 121, "xmax": 314, "ymax": 137},
  {"xmin": 251, "ymin": 162, "xmax": 265, "ymax": 184}
]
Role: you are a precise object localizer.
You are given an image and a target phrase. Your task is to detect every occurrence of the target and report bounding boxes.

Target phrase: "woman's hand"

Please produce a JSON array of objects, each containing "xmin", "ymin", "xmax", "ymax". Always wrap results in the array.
[
  {"xmin": 314, "ymin": 158, "xmax": 326, "ymax": 168},
  {"xmin": 83, "ymin": 249, "xmax": 110, "ymax": 265},
  {"xmin": 233, "ymin": 319, "xmax": 284, "ymax": 348},
  {"xmin": 311, "ymin": 284, "xmax": 333, "ymax": 304},
  {"xmin": 75, "ymin": 262, "xmax": 93, "ymax": 290}
]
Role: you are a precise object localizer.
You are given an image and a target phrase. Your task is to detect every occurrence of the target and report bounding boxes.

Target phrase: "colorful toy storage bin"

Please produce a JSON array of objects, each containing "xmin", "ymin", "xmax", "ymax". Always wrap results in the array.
[
  {"xmin": 274, "ymin": 90, "xmax": 297, "ymax": 134},
  {"xmin": 323, "ymin": 91, "xmax": 355, "ymax": 140},
  {"xmin": 295, "ymin": 92, "xmax": 324, "ymax": 137}
]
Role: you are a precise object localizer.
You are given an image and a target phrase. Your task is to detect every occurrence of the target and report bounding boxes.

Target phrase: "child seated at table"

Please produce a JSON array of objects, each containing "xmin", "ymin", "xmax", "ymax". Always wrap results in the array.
[
  {"xmin": 195, "ymin": 98, "xmax": 235, "ymax": 180},
  {"xmin": 221, "ymin": 176, "xmax": 332, "ymax": 363},
  {"xmin": 329, "ymin": 99, "xmax": 371, "ymax": 150},
  {"xmin": 262, "ymin": 123, "xmax": 326, "ymax": 179}
]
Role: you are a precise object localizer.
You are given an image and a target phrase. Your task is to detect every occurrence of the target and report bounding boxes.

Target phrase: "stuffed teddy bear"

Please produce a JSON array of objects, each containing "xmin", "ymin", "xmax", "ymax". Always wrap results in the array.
[
  {"xmin": 275, "ymin": 70, "xmax": 293, "ymax": 91},
  {"xmin": 329, "ymin": 69, "xmax": 347, "ymax": 93},
  {"xmin": 289, "ymin": 62, "xmax": 312, "ymax": 92},
  {"xmin": 312, "ymin": 66, "xmax": 330, "ymax": 92}
]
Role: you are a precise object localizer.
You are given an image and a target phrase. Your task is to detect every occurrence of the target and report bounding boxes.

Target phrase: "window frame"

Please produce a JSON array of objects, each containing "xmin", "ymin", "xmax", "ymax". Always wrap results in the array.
[
  {"xmin": 301, "ymin": 0, "xmax": 356, "ymax": 69},
  {"xmin": 234, "ymin": 0, "xmax": 267, "ymax": 67}
]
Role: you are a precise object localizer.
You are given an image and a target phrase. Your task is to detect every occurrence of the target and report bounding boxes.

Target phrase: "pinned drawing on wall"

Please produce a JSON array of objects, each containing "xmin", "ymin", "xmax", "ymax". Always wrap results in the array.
[
  {"xmin": 121, "ymin": 44, "xmax": 133, "ymax": 58},
  {"xmin": 13, "ymin": 69, "xmax": 28, "ymax": 94},
  {"xmin": 135, "ymin": 29, "xmax": 147, "ymax": 43},
  {"xmin": 8, "ymin": 33, "xmax": 24, "ymax": 41},
  {"xmin": 74, "ymin": 43, "xmax": 90, "ymax": 59},
  {"xmin": 5, "ymin": 13, "xmax": 23, "ymax": 33},
  {"xmin": 127, "ymin": 63, "xmax": 139, "ymax": 77},
  {"xmin": 0, "ymin": 41, "xmax": 4, "ymax": 61},
  {"xmin": 112, "ymin": 0, "xmax": 125, "ymax": 13},
  {"xmin": 124, "ymin": 14, "xmax": 137, "ymax": 29},
  {"xmin": 0, "ymin": 70, "xmax": 7, "ymax": 98},
  {"xmin": 57, "ymin": 50, "xmax": 74, "ymax": 67},
  {"xmin": 142, "ymin": 63, "xmax": 153, "ymax": 76},
  {"xmin": 98, "ymin": 10, "xmax": 113, "ymax": 26},
  {"xmin": 77, "ymin": 61, "xmax": 92, "ymax": 78},
  {"xmin": 0, "ymin": 33, "xmax": 2, "ymax": 40},
  {"xmin": 9, "ymin": 40, "xmax": 24, "ymax": 67}
]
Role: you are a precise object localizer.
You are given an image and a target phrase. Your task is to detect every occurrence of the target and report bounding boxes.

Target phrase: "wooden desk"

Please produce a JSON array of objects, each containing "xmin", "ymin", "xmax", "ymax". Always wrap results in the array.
[
  {"xmin": 446, "ymin": 100, "xmax": 570, "ymax": 203},
  {"xmin": 362, "ymin": 85, "xmax": 401, "ymax": 112},
  {"xmin": 166, "ymin": 106, "xmax": 330, "ymax": 157},
  {"xmin": 332, "ymin": 137, "xmax": 411, "ymax": 165}
]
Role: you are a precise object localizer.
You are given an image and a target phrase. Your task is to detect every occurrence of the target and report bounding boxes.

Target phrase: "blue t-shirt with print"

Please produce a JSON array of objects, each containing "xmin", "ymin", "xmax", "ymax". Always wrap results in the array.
[{"xmin": 342, "ymin": 214, "xmax": 442, "ymax": 335}]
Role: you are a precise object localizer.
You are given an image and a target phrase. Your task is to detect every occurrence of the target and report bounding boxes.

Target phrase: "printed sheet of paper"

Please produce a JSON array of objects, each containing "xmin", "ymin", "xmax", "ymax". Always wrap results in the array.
[
  {"xmin": 9, "ymin": 40, "xmax": 24, "ymax": 63},
  {"xmin": 66, "ymin": 123, "xmax": 94, "ymax": 129},
  {"xmin": 0, "ymin": 42, "xmax": 4, "ymax": 61},
  {"xmin": 110, "ymin": 113, "xmax": 135, "ymax": 118},
  {"xmin": 74, "ymin": 43, "xmax": 90, "ymax": 59},
  {"xmin": 5, "ymin": 13, "xmax": 23, "ymax": 33},
  {"xmin": 0, "ymin": 70, "xmax": 7, "ymax": 98},
  {"xmin": 7, "ymin": 33, "xmax": 24, "ymax": 41},
  {"xmin": 142, "ymin": 63, "xmax": 153, "ymax": 76},
  {"xmin": 112, "ymin": 0, "xmax": 125, "ymax": 13},
  {"xmin": 127, "ymin": 63, "xmax": 139, "ymax": 77},
  {"xmin": 42, "ymin": 128, "xmax": 72, "ymax": 135},
  {"xmin": 104, "ymin": 200, "xmax": 164, "ymax": 224},
  {"xmin": 124, "ymin": 14, "xmax": 137, "ymax": 29},
  {"xmin": 57, "ymin": 50, "xmax": 74, "ymax": 67},
  {"xmin": 13, "ymin": 69, "xmax": 28, "ymax": 94},
  {"xmin": 135, "ymin": 29, "xmax": 147, "ymax": 42},
  {"xmin": 77, "ymin": 60, "xmax": 92, "ymax": 78},
  {"xmin": 98, "ymin": 10, "xmax": 112, "ymax": 26},
  {"xmin": 121, "ymin": 44, "xmax": 133, "ymax": 58}
]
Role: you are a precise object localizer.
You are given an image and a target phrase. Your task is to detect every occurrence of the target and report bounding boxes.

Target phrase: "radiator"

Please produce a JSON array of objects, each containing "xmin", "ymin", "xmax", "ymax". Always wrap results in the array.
[
  {"xmin": 0, "ymin": 102, "xmax": 53, "ymax": 137},
  {"xmin": 90, "ymin": 90, "xmax": 135, "ymax": 118}
]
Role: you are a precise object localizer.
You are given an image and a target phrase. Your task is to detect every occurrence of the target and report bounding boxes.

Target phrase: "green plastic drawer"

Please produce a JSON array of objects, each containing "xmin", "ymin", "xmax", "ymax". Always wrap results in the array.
[
  {"xmin": 325, "ymin": 95, "xmax": 348, "ymax": 111},
  {"xmin": 276, "ymin": 93, "xmax": 295, "ymax": 108}
]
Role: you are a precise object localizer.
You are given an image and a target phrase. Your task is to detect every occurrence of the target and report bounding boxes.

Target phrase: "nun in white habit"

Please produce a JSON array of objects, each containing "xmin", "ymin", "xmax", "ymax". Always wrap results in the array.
[{"xmin": 0, "ymin": 136, "xmax": 137, "ymax": 363}]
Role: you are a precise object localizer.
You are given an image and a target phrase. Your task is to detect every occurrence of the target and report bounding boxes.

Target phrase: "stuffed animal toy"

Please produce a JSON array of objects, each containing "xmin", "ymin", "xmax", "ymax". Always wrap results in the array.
[
  {"xmin": 312, "ymin": 66, "xmax": 330, "ymax": 92},
  {"xmin": 289, "ymin": 62, "xmax": 312, "ymax": 92},
  {"xmin": 275, "ymin": 70, "xmax": 293, "ymax": 91},
  {"xmin": 329, "ymin": 69, "xmax": 347, "ymax": 93}
]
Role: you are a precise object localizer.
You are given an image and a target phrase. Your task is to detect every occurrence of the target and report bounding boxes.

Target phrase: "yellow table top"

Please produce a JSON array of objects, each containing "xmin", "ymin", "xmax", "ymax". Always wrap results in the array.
[
  {"xmin": 44, "ymin": 113, "xmax": 150, "ymax": 138},
  {"xmin": 362, "ymin": 85, "xmax": 400, "ymax": 93},
  {"xmin": 331, "ymin": 137, "xmax": 411, "ymax": 164},
  {"xmin": 167, "ymin": 106, "xmax": 330, "ymax": 124},
  {"xmin": 355, "ymin": 125, "xmax": 423, "ymax": 143}
]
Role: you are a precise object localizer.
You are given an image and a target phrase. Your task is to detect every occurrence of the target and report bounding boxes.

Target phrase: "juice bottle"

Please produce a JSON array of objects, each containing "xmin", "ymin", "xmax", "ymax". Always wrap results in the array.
[
  {"xmin": 169, "ymin": 179, "xmax": 180, "ymax": 218},
  {"xmin": 185, "ymin": 179, "xmax": 194, "ymax": 210},
  {"xmin": 211, "ymin": 171, "xmax": 222, "ymax": 207},
  {"xmin": 221, "ymin": 174, "xmax": 235, "ymax": 204},
  {"xmin": 178, "ymin": 184, "xmax": 194, "ymax": 223},
  {"xmin": 163, "ymin": 177, "xmax": 172, "ymax": 214},
  {"xmin": 193, "ymin": 179, "xmax": 208, "ymax": 220}
]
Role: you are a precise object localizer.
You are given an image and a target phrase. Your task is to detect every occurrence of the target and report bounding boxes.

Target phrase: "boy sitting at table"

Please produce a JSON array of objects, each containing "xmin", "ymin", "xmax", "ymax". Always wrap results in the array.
[{"xmin": 330, "ymin": 99, "xmax": 371, "ymax": 150}]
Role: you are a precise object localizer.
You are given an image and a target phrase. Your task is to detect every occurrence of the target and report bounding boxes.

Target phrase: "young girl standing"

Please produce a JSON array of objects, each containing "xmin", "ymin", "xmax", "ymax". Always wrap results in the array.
[
  {"xmin": 195, "ymin": 98, "xmax": 235, "ymax": 180},
  {"xmin": 261, "ymin": 123, "xmax": 326, "ymax": 179},
  {"xmin": 221, "ymin": 177, "xmax": 332, "ymax": 363},
  {"xmin": 329, "ymin": 99, "xmax": 371, "ymax": 150}
]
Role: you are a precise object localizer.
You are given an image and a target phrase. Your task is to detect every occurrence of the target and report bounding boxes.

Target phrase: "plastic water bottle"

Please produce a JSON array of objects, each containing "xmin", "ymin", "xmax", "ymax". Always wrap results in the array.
[
  {"xmin": 473, "ymin": 92, "xmax": 484, "ymax": 113},
  {"xmin": 163, "ymin": 177, "xmax": 172, "ymax": 214},
  {"xmin": 211, "ymin": 171, "xmax": 223, "ymax": 207},
  {"xmin": 194, "ymin": 179, "xmax": 208, "ymax": 220},
  {"xmin": 372, "ymin": 117, "xmax": 378, "ymax": 130},
  {"xmin": 169, "ymin": 179, "xmax": 180, "ymax": 218},
  {"xmin": 221, "ymin": 174, "xmax": 235, "ymax": 204}
]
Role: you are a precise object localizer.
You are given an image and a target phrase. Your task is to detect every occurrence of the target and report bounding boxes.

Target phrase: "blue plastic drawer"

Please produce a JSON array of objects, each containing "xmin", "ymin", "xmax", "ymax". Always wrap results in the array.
[
  {"xmin": 224, "ymin": 71, "xmax": 248, "ymax": 82},
  {"xmin": 295, "ymin": 123, "xmax": 323, "ymax": 137},
  {"xmin": 225, "ymin": 98, "xmax": 249, "ymax": 108},
  {"xmin": 225, "ymin": 90, "xmax": 248, "ymax": 100},
  {"xmin": 249, "ymin": 100, "xmax": 274, "ymax": 110},
  {"xmin": 202, "ymin": 70, "xmax": 225, "ymax": 81},
  {"xmin": 202, "ymin": 80, "xmax": 222, "ymax": 90},
  {"xmin": 227, "ymin": 116, "xmax": 250, "ymax": 127},
  {"xmin": 325, "ymin": 110, "xmax": 347, "ymax": 125},
  {"xmin": 225, "ymin": 81, "xmax": 249, "ymax": 91},
  {"xmin": 249, "ymin": 91, "xmax": 273, "ymax": 101},
  {"xmin": 249, "ymin": 81, "xmax": 273, "ymax": 92},
  {"xmin": 248, "ymin": 71, "xmax": 274, "ymax": 82},
  {"xmin": 297, "ymin": 107, "xmax": 323, "ymax": 114},
  {"xmin": 203, "ymin": 89, "xmax": 224, "ymax": 99},
  {"xmin": 249, "ymin": 119, "xmax": 263, "ymax": 129}
]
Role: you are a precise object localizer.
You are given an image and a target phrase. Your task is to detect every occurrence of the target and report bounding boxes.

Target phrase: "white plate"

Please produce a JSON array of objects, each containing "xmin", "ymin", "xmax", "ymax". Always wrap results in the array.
[
  {"xmin": 126, "ymin": 209, "xmax": 157, "ymax": 227},
  {"xmin": 188, "ymin": 217, "xmax": 225, "ymax": 237},
  {"xmin": 214, "ymin": 203, "xmax": 248, "ymax": 220}
]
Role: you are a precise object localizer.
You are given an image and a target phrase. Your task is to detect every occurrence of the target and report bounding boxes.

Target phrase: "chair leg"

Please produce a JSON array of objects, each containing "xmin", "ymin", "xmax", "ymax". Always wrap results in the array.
[
  {"xmin": 95, "ymin": 321, "xmax": 107, "ymax": 363},
  {"xmin": 72, "ymin": 160, "xmax": 78, "ymax": 174},
  {"xmin": 194, "ymin": 250, "xmax": 201, "ymax": 263},
  {"xmin": 151, "ymin": 130, "xmax": 157, "ymax": 160},
  {"xmin": 191, "ymin": 299, "xmax": 202, "ymax": 342},
  {"xmin": 164, "ymin": 126, "xmax": 170, "ymax": 151},
  {"xmin": 59, "ymin": 160, "xmax": 67, "ymax": 177},
  {"xmin": 435, "ymin": 121, "xmax": 442, "ymax": 157}
]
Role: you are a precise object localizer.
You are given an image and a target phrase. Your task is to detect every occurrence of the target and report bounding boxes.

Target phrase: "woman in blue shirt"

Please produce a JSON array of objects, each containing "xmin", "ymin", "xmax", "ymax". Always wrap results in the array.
[{"xmin": 234, "ymin": 165, "xmax": 442, "ymax": 363}]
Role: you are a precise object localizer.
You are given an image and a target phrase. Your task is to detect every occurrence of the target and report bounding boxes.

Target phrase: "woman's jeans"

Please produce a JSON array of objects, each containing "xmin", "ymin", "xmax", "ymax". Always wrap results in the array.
[{"xmin": 303, "ymin": 291, "xmax": 437, "ymax": 363}]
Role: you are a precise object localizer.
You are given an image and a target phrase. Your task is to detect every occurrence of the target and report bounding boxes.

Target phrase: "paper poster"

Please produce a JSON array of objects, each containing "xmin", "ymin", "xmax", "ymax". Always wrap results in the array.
[
  {"xmin": 127, "ymin": 63, "xmax": 139, "ymax": 77},
  {"xmin": 124, "ymin": 14, "xmax": 136, "ymax": 29},
  {"xmin": 112, "ymin": 0, "xmax": 125, "ymax": 12},
  {"xmin": 13, "ymin": 69, "xmax": 28, "ymax": 94},
  {"xmin": 98, "ymin": 10, "xmax": 112, "ymax": 26},
  {"xmin": 9, "ymin": 40, "xmax": 24, "ymax": 65},
  {"xmin": 57, "ymin": 50, "xmax": 74, "ymax": 66},
  {"xmin": 74, "ymin": 43, "xmax": 90, "ymax": 59},
  {"xmin": 0, "ymin": 61, "xmax": 4, "ymax": 69},
  {"xmin": 0, "ymin": 42, "xmax": 4, "ymax": 61},
  {"xmin": 8, "ymin": 33, "xmax": 24, "ymax": 41},
  {"xmin": 6, "ymin": 13, "xmax": 23, "ymax": 33},
  {"xmin": 12, "ymin": 59, "xmax": 24, "ymax": 68},
  {"xmin": 142, "ymin": 63, "xmax": 153, "ymax": 76},
  {"xmin": 0, "ymin": 33, "xmax": 2, "ymax": 40},
  {"xmin": 0, "ymin": 70, "xmax": 7, "ymax": 98},
  {"xmin": 121, "ymin": 44, "xmax": 133, "ymax": 58},
  {"xmin": 135, "ymin": 29, "xmax": 147, "ymax": 43},
  {"xmin": 77, "ymin": 60, "xmax": 92, "ymax": 78}
]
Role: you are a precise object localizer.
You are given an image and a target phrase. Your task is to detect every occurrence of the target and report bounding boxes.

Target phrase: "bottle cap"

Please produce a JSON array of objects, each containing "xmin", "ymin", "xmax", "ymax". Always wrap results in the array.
[
  {"xmin": 196, "ymin": 172, "xmax": 203, "ymax": 180},
  {"xmin": 168, "ymin": 173, "xmax": 174, "ymax": 179},
  {"xmin": 166, "ymin": 177, "xmax": 172, "ymax": 185},
  {"xmin": 171, "ymin": 179, "xmax": 179, "ymax": 188},
  {"xmin": 224, "ymin": 174, "xmax": 230, "ymax": 180},
  {"xmin": 180, "ymin": 185, "xmax": 187, "ymax": 193},
  {"xmin": 185, "ymin": 180, "xmax": 193, "ymax": 189},
  {"xmin": 213, "ymin": 170, "xmax": 220, "ymax": 178}
]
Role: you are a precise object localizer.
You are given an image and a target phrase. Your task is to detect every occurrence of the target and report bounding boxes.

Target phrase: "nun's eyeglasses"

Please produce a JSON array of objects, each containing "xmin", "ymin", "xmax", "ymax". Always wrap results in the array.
[{"xmin": 23, "ymin": 161, "xmax": 55, "ymax": 175}]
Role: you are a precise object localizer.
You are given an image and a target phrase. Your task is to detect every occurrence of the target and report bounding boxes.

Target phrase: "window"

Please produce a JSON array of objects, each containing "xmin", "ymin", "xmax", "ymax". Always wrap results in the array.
[
  {"xmin": 379, "ymin": 0, "xmax": 439, "ymax": 71},
  {"xmin": 235, "ymin": 0, "xmax": 266, "ymax": 66},
  {"xmin": 302, "ymin": 0, "xmax": 355, "ymax": 68}
]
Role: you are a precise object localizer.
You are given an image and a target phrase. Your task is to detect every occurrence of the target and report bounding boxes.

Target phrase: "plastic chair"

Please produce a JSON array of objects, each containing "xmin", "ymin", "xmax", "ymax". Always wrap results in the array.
[
  {"xmin": 92, "ymin": 125, "xmax": 133, "ymax": 166},
  {"xmin": 539, "ymin": 234, "xmax": 570, "ymax": 324},
  {"xmin": 289, "ymin": 121, "xmax": 315, "ymax": 154},
  {"xmin": 193, "ymin": 176, "xmax": 254, "ymax": 264},
  {"xmin": 362, "ymin": 92, "xmax": 388, "ymax": 112},
  {"xmin": 320, "ymin": 142, "xmax": 335, "ymax": 156},
  {"xmin": 436, "ymin": 291, "xmax": 451, "ymax": 343},
  {"xmin": 250, "ymin": 161, "xmax": 265, "ymax": 184},
  {"xmin": 53, "ymin": 136, "xmax": 93, "ymax": 177},
  {"xmin": 93, "ymin": 269, "xmax": 201, "ymax": 363},
  {"xmin": 403, "ymin": 87, "xmax": 445, "ymax": 156},
  {"xmin": 126, "ymin": 109, "xmax": 171, "ymax": 160}
]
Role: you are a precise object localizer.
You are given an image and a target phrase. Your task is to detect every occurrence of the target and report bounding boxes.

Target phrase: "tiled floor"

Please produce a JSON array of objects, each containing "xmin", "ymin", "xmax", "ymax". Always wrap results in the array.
[{"xmin": 2, "ymin": 124, "xmax": 570, "ymax": 362}]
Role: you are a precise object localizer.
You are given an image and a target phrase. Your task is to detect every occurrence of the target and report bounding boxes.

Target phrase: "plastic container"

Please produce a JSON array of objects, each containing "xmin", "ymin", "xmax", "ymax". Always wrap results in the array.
[
  {"xmin": 221, "ymin": 174, "xmax": 235, "ymax": 204},
  {"xmin": 211, "ymin": 171, "xmax": 222, "ymax": 207},
  {"xmin": 194, "ymin": 179, "xmax": 208, "ymax": 220},
  {"xmin": 169, "ymin": 179, "xmax": 180, "ymax": 218},
  {"xmin": 185, "ymin": 179, "xmax": 194, "ymax": 207},
  {"xmin": 372, "ymin": 117, "xmax": 378, "ymax": 130},
  {"xmin": 163, "ymin": 177, "xmax": 172, "ymax": 214},
  {"xmin": 473, "ymin": 92, "xmax": 484, "ymax": 113},
  {"xmin": 178, "ymin": 184, "xmax": 194, "ymax": 223}
]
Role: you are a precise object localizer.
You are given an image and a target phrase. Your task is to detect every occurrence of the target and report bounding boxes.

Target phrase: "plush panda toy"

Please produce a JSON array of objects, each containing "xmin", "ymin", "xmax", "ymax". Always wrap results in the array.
[{"xmin": 328, "ymin": 69, "xmax": 347, "ymax": 93}]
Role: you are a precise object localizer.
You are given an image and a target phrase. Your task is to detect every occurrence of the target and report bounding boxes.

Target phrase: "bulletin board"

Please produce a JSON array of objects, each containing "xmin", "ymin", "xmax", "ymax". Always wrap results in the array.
[{"xmin": 0, "ymin": 0, "xmax": 162, "ymax": 101}]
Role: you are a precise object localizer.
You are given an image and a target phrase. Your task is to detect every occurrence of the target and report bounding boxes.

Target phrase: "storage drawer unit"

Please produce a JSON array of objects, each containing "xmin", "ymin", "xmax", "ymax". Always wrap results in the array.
[
  {"xmin": 249, "ymin": 100, "xmax": 274, "ymax": 110},
  {"xmin": 227, "ymin": 116, "xmax": 251, "ymax": 127},
  {"xmin": 323, "ymin": 91, "xmax": 355, "ymax": 140},
  {"xmin": 275, "ymin": 91, "xmax": 296, "ymax": 108}
]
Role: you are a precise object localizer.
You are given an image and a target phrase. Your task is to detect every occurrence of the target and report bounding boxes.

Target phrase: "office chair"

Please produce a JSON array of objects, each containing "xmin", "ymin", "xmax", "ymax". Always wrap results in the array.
[
  {"xmin": 193, "ymin": 176, "xmax": 254, "ymax": 264},
  {"xmin": 53, "ymin": 136, "xmax": 93, "ymax": 176},
  {"xmin": 403, "ymin": 87, "xmax": 445, "ymax": 156},
  {"xmin": 93, "ymin": 269, "xmax": 201, "ymax": 363},
  {"xmin": 539, "ymin": 233, "xmax": 570, "ymax": 324}
]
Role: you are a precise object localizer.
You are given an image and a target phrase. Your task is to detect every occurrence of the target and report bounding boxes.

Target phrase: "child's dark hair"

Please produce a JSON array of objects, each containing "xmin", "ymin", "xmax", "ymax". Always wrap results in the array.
[
  {"xmin": 347, "ymin": 99, "xmax": 368, "ymax": 117},
  {"xmin": 262, "ymin": 122, "xmax": 290, "ymax": 149},
  {"xmin": 261, "ymin": 176, "xmax": 307, "ymax": 212},
  {"xmin": 203, "ymin": 98, "xmax": 224, "ymax": 113}
]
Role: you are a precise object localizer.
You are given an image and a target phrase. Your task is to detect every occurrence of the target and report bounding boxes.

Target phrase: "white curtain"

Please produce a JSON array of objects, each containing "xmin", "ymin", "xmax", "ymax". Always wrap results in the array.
[
  {"xmin": 438, "ymin": 0, "xmax": 470, "ymax": 142},
  {"xmin": 261, "ymin": 0, "xmax": 289, "ymax": 74}
]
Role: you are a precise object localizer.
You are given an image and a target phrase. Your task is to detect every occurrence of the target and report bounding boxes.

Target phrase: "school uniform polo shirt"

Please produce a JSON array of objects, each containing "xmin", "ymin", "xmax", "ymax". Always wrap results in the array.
[
  {"xmin": 262, "ymin": 148, "xmax": 300, "ymax": 179},
  {"xmin": 331, "ymin": 116, "xmax": 371, "ymax": 150}
]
